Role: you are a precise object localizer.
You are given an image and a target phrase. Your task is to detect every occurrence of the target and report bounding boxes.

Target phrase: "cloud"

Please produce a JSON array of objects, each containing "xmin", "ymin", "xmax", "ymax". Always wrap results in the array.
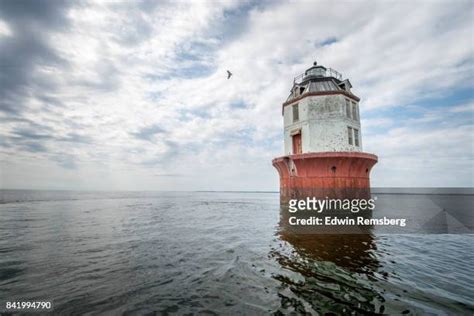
[
  {"xmin": 0, "ymin": 0, "xmax": 472, "ymax": 190},
  {"xmin": 449, "ymin": 100, "xmax": 474, "ymax": 113},
  {"xmin": 0, "ymin": 0, "xmax": 73, "ymax": 115},
  {"xmin": 131, "ymin": 124, "xmax": 166, "ymax": 142},
  {"xmin": 319, "ymin": 37, "xmax": 339, "ymax": 47}
]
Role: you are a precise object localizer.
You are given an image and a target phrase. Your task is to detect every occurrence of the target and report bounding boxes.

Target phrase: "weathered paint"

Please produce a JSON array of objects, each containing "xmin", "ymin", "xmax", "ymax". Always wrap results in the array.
[
  {"xmin": 283, "ymin": 94, "xmax": 362, "ymax": 155},
  {"xmin": 272, "ymin": 152, "xmax": 377, "ymax": 204}
]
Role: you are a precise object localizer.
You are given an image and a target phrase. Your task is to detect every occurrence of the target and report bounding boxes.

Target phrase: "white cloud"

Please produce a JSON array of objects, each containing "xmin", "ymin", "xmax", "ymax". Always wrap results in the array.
[
  {"xmin": 449, "ymin": 101, "xmax": 474, "ymax": 113},
  {"xmin": 0, "ymin": 0, "xmax": 473, "ymax": 190},
  {"xmin": 0, "ymin": 19, "xmax": 12, "ymax": 37}
]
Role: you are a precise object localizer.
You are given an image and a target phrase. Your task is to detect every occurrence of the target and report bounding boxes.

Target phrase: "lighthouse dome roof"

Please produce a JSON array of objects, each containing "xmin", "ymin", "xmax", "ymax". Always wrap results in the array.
[{"xmin": 286, "ymin": 62, "xmax": 355, "ymax": 103}]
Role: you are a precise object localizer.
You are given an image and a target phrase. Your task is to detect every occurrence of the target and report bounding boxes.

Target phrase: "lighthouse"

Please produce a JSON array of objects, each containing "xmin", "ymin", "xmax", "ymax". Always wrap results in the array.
[{"xmin": 272, "ymin": 62, "xmax": 378, "ymax": 204}]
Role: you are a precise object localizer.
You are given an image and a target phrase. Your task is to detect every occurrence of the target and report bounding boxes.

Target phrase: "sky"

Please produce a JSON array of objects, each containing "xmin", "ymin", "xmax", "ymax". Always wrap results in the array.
[{"xmin": 0, "ymin": 0, "xmax": 473, "ymax": 191}]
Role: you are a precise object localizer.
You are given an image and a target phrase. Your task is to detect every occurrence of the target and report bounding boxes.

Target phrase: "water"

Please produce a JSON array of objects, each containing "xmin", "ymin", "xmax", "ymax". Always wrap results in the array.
[{"xmin": 0, "ymin": 190, "xmax": 473, "ymax": 314}]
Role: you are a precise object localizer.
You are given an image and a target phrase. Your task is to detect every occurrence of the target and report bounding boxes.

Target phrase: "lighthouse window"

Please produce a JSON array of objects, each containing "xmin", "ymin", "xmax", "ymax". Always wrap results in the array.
[
  {"xmin": 347, "ymin": 126, "xmax": 353, "ymax": 145},
  {"xmin": 354, "ymin": 128, "xmax": 359, "ymax": 146},
  {"xmin": 293, "ymin": 104, "xmax": 299, "ymax": 122},
  {"xmin": 352, "ymin": 101, "xmax": 358, "ymax": 120},
  {"xmin": 345, "ymin": 99, "xmax": 351, "ymax": 118}
]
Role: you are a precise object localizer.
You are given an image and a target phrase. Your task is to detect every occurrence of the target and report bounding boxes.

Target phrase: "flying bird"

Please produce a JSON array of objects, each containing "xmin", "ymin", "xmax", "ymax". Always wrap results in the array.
[{"xmin": 226, "ymin": 70, "xmax": 232, "ymax": 79}]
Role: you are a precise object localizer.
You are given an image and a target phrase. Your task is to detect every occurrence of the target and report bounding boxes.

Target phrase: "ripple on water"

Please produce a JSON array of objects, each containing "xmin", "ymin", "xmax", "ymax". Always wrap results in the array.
[{"xmin": 0, "ymin": 191, "xmax": 472, "ymax": 314}]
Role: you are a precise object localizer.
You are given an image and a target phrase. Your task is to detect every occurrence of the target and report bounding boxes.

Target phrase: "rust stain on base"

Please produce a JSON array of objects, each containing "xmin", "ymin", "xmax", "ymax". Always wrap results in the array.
[{"xmin": 272, "ymin": 152, "xmax": 378, "ymax": 204}]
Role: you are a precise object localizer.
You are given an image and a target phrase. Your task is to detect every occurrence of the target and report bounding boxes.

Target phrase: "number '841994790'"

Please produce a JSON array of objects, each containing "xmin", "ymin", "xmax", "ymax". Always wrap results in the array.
[{"xmin": 5, "ymin": 301, "xmax": 52, "ymax": 310}]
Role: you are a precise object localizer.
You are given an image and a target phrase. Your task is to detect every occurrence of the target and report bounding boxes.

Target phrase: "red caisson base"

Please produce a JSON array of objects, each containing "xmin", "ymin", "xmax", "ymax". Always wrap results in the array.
[{"xmin": 272, "ymin": 152, "xmax": 378, "ymax": 204}]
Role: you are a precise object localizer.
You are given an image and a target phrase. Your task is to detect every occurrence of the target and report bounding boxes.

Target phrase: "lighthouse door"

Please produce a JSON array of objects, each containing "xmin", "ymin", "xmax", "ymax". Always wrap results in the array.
[{"xmin": 292, "ymin": 133, "xmax": 302, "ymax": 154}]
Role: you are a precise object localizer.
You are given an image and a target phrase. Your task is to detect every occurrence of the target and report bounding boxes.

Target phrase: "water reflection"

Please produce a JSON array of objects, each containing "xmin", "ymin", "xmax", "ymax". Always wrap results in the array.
[
  {"xmin": 270, "ymin": 206, "xmax": 385, "ymax": 314},
  {"xmin": 277, "ymin": 233, "xmax": 379, "ymax": 274}
]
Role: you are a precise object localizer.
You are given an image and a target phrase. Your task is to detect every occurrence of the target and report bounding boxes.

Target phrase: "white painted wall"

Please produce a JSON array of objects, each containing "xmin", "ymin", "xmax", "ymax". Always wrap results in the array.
[{"xmin": 283, "ymin": 94, "xmax": 362, "ymax": 155}]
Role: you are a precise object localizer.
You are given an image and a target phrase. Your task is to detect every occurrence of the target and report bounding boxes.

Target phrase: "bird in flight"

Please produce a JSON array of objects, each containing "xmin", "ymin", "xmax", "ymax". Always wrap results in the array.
[{"xmin": 227, "ymin": 70, "xmax": 232, "ymax": 79}]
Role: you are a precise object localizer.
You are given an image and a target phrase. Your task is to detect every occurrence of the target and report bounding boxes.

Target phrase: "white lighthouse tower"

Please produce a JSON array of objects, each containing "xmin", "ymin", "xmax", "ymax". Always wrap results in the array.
[
  {"xmin": 273, "ymin": 62, "xmax": 377, "ymax": 203},
  {"xmin": 283, "ymin": 62, "xmax": 362, "ymax": 155}
]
